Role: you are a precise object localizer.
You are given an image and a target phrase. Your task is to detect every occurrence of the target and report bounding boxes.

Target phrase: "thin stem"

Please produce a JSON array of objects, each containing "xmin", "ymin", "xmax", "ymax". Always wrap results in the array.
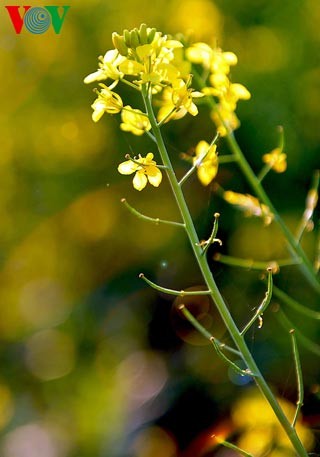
[
  {"xmin": 121, "ymin": 198, "xmax": 185, "ymax": 228},
  {"xmin": 202, "ymin": 212, "xmax": 221, "ymax": 255},
  {"xmin": 210, "ymin": 335, "xmax": 257, "ymax": 377},
  {"xmin": 290, "ymin": 329, "xmax": 304, "ymax": 427},
  {"xmin": 276, "ymin": 308, "xmax": 320, "ymax": 357},
  {"xmin": 272, "ymin": 284, "xmax": 320, "ymax": 320},
  {"xmin": 193, "ymin": 69, "xmax": 320, "ymax": 294},
  {"xmin": 178, "ymin": 304, "xmax": 241, "ymax": 357},
  {"xmin": 241, "ymin": 269, "xmax": 273, "ymax": 336},
  {"xmin": 217, "ymin": 154, "xmax": 238, "ymax": 164},
  {"xmin": 141, "ymin": 84, "xmax": 309, "ymax": 457},
  {"xmin": 214, "ymin": 253, "xmax": 301, "ymax": 272},
  {"xmin": 213, "ymin": 437, "xmax": 254, "ymax": 457},
  {"xmin": 139, "ymin": 273, "xmax": 210, "ymax": 296},
  {"xmin": 295, "ymin": 170, "xmax": 319, "ymax": 242},
  {"xmin": 179, "ymin": 132, "xmax": 219, "ymax": 187}
]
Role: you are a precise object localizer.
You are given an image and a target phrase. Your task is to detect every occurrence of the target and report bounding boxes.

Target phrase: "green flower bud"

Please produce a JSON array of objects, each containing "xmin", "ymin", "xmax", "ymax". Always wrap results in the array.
[
  {"xmin": 130, "ymin": 29, "xmax": 140, "ymax": 48},
  {"xmin": 123, "ymin": 29, "xmax": 131, "ymax": 47},
  {"xmin": 139, "ymin": 23, "xmax": 148, "ymax": 44},
  {"xmin": 112, "ymin": 32, "xmax": 128, "ymax": 56},
  {"xmin": 147, "ymin": 28, "xmax": 156, "ymax": 43}
]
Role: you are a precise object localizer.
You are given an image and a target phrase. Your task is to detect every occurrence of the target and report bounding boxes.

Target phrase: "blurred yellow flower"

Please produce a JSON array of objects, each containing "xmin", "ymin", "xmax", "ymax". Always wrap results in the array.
[
  {"xmin": 157, "ymin": 79, "xmax": 203, "ymax": 122},
  {"xmin": 263, "ymin": 147, "xmax": 287, "ymax": 173},
  {"xmin": 84, "ymin": 49, "xmax": 126, "ymax": 84},
  {"xmin": 91, "ymin": 84, "xmax": 123, "ymax": 122},
  {"xmin": 187, "ymin": 43, "xmax": 237, "ymax": 75},
  {"xmin": 223, "ymin": 190, "xmax": 273, "ymax": 225},
  {"xmin": 232, "ymin": 392, "xmax": 314, "ymax": 456},
  {"xmin": 120, "ymin": 106, "xmax": 151, "ymax": 135},
  {"xmin": 193, "ymin": 140, "xmax": 218, "ymax": 186},
  {"xmin": 210, "ymin": 104, "xmax": 240, "ymax": 137},
  {"xmin": 118, "ymin": 153, "xmax": 162, "ymax": 191}
]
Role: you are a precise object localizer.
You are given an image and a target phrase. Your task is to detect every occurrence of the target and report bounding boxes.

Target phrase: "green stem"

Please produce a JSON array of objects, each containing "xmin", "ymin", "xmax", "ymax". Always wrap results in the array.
[
  {"xmin": 194, "ymin": 71, "xmax": 320, "ymax": 294},
  {"xmin": 141, "ymin": 85, "xmax": 309, "ymax": 457},
  {"xmin": 227, "ymin": 132, "xmax": 319, "ymax": 293}
]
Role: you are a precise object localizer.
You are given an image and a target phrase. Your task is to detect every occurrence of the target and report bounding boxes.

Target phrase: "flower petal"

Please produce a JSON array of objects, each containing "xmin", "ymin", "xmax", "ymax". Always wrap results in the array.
[
  {"xmin": 147, "ymin": 166, "xmax": 162, "ymax": 187},
  {"xmin": 118, "ymin": 160, "xmax": 138, "ymax": 175},
  {"xmin": 133, "ymin": 171, "xmax": 148, "ymax": 191}
]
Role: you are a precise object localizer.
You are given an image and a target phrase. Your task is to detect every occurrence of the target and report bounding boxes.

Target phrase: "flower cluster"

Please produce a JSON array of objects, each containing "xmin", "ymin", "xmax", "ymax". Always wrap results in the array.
[
  {"xmin": 84, "ymin": 25, "xmax": 251, "ymax": 190},
  {"xmin": 186, "ymin": 42, "xmax": 251, "ymax": 136}
]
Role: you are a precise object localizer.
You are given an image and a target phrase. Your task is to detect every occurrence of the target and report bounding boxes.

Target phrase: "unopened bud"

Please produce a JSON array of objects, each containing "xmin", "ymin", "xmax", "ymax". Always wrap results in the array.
[
  {"xmin": 130, "ymin": 29, "xmax": 140, "ymax": 48},
  {"xmin": 147, "ymin": 27, "xmax": 156, "ymax": 43},
  {"xmin": 123, "ymin": 29, "xmax": 131, "ymax": 47},
  {"xmin": 139, "ymin": 23, "xmax": 148, "ymax": 44},
  {"xmin": 112, "ymin": 32, "xmax": 128, "ymax": 56}
]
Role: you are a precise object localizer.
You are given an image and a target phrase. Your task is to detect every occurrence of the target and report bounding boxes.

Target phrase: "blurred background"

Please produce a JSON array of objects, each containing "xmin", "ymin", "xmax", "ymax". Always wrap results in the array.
[{"xmin": 0, "ymin": 0, "xmax": 319, "ymax": 456}]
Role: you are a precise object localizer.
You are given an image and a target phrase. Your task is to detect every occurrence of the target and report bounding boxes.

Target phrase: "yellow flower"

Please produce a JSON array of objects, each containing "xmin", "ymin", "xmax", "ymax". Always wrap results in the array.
[
  {"xmin": 223, "ymin": 190, "xmax": 273, "ymax": 225},
  {"xmin": 120, "ymin": 106, "xmax": 151, "ymax": 136},
  {"xmin": 263, "ymin": 147, "xmax": 287, "ymax": 173},
  {"xmin": 210, "ymin": 104, "xmax": 240, "ymax": 136},
  {"xmin": 114, "ymin": 26, "xmax": 183, "ymax": 87},
  {"xmin": 91, "ymin": 84, "xmax": 123, "ymax": 122},
  {"xmin": 193, "ymin": 141, "xmax": 218, "ymax": 186},
  {"xmin": 118, "ymin": 153, "xmax": 162, "ymax": 191},
  {"xmin": 232, "ymin": 392, "xmax": 314, "ymax": 456},
  {"xmin": 186, "ymin": 42, "xmax": 237, "ymax": 75},
  {"xmin": 157, "ymin": 79, "xmax": 203, "ymax": 123},
  {"xmin": 84, "ymin": 50, "xmax": 126, "ymax": 84}
]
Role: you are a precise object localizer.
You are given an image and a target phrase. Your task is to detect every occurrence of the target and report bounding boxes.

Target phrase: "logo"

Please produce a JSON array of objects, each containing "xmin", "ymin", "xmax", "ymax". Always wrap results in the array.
[{"xmin": 5, "ymin": 5, "xmax": 70, "ymax": 34}]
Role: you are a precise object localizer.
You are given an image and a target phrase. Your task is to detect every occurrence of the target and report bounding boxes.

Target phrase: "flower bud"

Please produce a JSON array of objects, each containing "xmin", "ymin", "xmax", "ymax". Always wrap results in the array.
[
  {"xmin": 139, "ymin": 23, "xmax": 148, "ymax": 44},
  {"xmin": 123, "ymin": 29, "xmax": 131, "ymax": 47},
  {"xmin": 112, "ymin": 32, "xmax": 128, "ymax": 56},
  {"xmin": 147, "ymin": 28, "xmax": 156, "ymax": 43},
  {"xmin": 130, "ymin": 29, "xmax": 140, "ymax": 48}
]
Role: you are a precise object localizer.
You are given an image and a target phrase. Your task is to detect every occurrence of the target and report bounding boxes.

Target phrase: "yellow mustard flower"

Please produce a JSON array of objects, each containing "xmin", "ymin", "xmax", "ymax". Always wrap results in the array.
[
  {"xmin": 186, "ymin": 42, "xmax": 237, "ymax": 74},
  {"xmin": 223, "ymin": 190, "xmax": 273, "ymax": 225},
  {"xmin": 84, "ymin": 50, "xmax": 126, "ymax": 84},
  {"xmin": 157, "ymin": 79, "xmax": 203, "ymax": 123},
  {"xmin": 263, "ymin": 147, "xmax": 287, "ymax": 173},
  {"xmin": 193, "ymin": 141, "xmax": 218, "ymax": 186},
  {"xmin": 210, "ymin": 104, "xmax": 240, "ymax": 137},
  {"xmin": 91, "ymin": 84, "xmax": 123, "ymax": 122},
  {"xmin": 118, "ymin": 153, "xmax": 162, "ymax": 191},
  {"xmin": 119, "ymin": 41, "xmax": 182, "ymax": 86},
  {"xmin": 120, "ymin": 106, "xmax": 151, "ymax": 135}
]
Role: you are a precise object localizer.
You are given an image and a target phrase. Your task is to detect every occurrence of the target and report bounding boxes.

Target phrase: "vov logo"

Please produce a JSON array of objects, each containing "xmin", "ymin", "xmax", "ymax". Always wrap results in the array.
[{"xmin": 5, "ymin": 6, "xmax": 70, "ymax": 34}]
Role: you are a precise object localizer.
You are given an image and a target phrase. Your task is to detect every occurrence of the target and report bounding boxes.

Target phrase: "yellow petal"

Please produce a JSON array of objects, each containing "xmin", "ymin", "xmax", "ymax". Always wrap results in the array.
[
  {"xmin": 231, "ymin": 83, "xmax": 251, "ymax": 100},
  {"xmin": 147, "ymin": 166, "xmax": 162, "ymax": 187},
  {"xmin": 222, "ymin": 52, "xmax": 238, "ymax": 66},
  {"xmin": 188, "ymin": 102, "xmax": 198, "ymax": 116},
  {"xmin": 119, "ymin": 60, "xmax": 144, "ymax": 75},
  {"xmin": 117, "ymin": 160, "xmax": 137, "ymax": 175},
  {"xmin": 197, "ymin": 163, "xmax": 218, "ymax": 186},
  {"xmin": 133, "ymin": 171, "xmax": 148, "ymax": 191},
  {"xmin": 84, "ymin": 70, "xmax": 105, "ymax": 84}
]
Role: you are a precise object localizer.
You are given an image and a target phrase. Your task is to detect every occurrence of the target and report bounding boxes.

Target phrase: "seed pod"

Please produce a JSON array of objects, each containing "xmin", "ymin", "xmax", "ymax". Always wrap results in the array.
[
  {"xmin": 147, "ymin": 27, "xmax": 156, "ymax": 43},
  {"xmin": 112, "ymin": 32, "xmax": 128, "ymax": 56},
  {"xmin": 139, "ymin": 23, "xmax": 148, "ymax": 44}
]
